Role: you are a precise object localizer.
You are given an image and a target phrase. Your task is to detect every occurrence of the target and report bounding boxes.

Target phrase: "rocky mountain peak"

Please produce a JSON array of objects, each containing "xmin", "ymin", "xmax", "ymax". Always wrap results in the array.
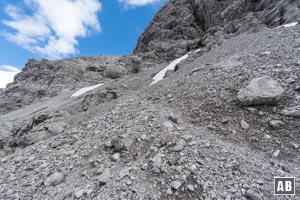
[{"xmin": 134, "ymin": 0, "xmax": 300, "ymax": 61}]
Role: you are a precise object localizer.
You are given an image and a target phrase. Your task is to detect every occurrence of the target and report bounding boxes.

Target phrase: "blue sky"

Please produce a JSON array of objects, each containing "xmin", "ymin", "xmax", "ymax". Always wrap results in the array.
[{"xmin": 0, "ymin": 0, "xmax": 166, "ymax": 88}]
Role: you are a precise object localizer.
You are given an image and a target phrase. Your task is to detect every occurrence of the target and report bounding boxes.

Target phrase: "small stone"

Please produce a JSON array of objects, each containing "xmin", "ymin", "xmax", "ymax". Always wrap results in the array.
[
  {"xmin": 245, "ymin": 189, "xmax": 262, "ymax": 200},
  {"xmin": 287, "ymin": 76, "xmax": 297, "ymax": 84},
  {"xmin": 104, "ymin": 140, "xmax": 112, "ymax": 148},
  {"xmin": 168, "ymin": 156, "xmax": 179, "ymax": 165},
  {"xmin": 122, "ymin": 138, "xmax": 134, "ymax": 151},
  {"xmin": 99, "ymin": 168, "xmax": 110, "ymax": 185},
  {"xmin": 240, "ymin": 120, "xmax": 250, "ymax": 130},
  {"xmin": 126, "ymin": 180, "xmax": 132, "ymax": 185},
  {"xmin": 141, "ymin": 134, "xmax": 147, "ymax": 140},
  {"xmin": 170, "ymin": 180, "xmax": 182, "ymax": 190},
  {"xmin": 228, "ymin": 188, "xmax": 237, "ymax": 193},
  {"xmin": 281, "ymin": 107, "xmax": 300, "ymax": 118},
  {"xmin": 74, "ymin": 188, "xmax": 86, "ymax": 198},
  {"xmin": 167, "ymin": 116, "xmax": 178, "ymax": 124},
  {"xmin": 141, "ymin": 163, "xmax": 148, "ymax": 171},
  {"xmin": 273, "ymin": 149, "xmax": 280, "ymax": 158},
  {"xmin": 295, "ymin": 85, "xmax": 300, "ymax": 91},
  {"xmin": 167, "ymin": 188, "xmax": 173, "ymax": 195},
  {"xmin": 225, "ymin": 194, "xmax": 231, "ymax": 200},
  {"xmin": 152, "ymin": 154, "xmax": 162, "ymax": 168},
  {"xmin": 170, "ymin": 139, "xmax": 186, "ymax": 152},
  {"xmin": 44, "ymin": 171, "xmax": 64, "ymax": 187},
  {"xmin": 291, "ymin": 142, "xmax": 299, "ymax": 149},
  {"xmin": 48, "ymin": 122, "xmax": 67, "ymax": 134},
  {"xmin": 181, "ymin": 134, "xmax": 193, "ymax": 141},
  {"xmin": 260, "ymin": 51, "xmax": 271, "ymax": 56},
  {"xmin": 118, "ymin": 168, "xmax": 130, "ymax": 180},
  {"xmin": 111, "ymin": 138, "xmax": 124, "ymax": 152},
  {"xmin": 188, "ymin": 164, "xmax": 197, "ymax": 172},
  {"xmin": 111, "ymin": 153, "xmax": 120, "ymax": 161},
  {"xmin": 221, "ymin": 118, "xmax": 231, "ymax": 124},
  {"xmin": 160, "ymin": 133, "xmax": 173, "ymax": 146},
  {"xmin": 163, "ymin": 121, "xmax": 174, "ymax": 129},
  {"xmin": 268, "ymin": 120, "xmax": 284, "ymax": 128},
  {"xmin": 238, "ymin": 76, "xmax": 284, "ymax": 106},
  {"xmin": 187, "ymin": 185, "xmax": 194, "ymax": 191},
  {"xmin": 264, "ymin": 135, "xmax": 271, "ymax": 140},
  {"xmin": 255, "ymin": 179, "xmax": 264, "ymax": 185}
]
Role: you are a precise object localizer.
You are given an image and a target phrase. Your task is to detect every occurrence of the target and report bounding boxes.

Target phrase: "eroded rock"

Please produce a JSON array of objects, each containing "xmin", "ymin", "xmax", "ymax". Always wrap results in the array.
[
  {"xmin": 238, "ymin": 77, "xmax": 284, "ymax": 106},
  {"xmin": 44, "ymin": 171, "xmax": 64, "ymax": 187}
]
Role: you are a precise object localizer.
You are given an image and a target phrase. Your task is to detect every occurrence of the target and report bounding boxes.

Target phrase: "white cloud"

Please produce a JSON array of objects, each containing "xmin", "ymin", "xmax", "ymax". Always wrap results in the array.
[
  {"xmin": 0, "ymin": 65, "xmax": 21, "ymax": 88},
  {"xmin": 118, "ymin": 0, "xmax": 161, "ymax": 7},
  {"xmin": 2, "ymin": 0, "xmax": 102, "ymax": 59}
]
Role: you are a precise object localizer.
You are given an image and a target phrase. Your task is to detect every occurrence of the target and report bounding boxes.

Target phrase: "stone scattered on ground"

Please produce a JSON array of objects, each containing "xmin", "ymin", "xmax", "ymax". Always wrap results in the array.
[
  {"xmin": 237, "ymin": 76, "xmax": 284, "ymax": 106},
  {"xmin": 1, "ymin": 0, "xmax": 300, "ymax": 199},
  {"xmin": 44, "ymin": 171, "xmax": 64, "ymax": 187}
]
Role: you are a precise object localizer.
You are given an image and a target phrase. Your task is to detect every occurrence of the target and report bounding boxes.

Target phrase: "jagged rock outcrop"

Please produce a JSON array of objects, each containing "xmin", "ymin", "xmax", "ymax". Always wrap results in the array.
[
  {"xmin": 0, "ymin": 55, "xmax": 142, "ymax": 115},
  {"xmin": 134, "ymin": 0, "xmax": 300, "ymax": 61}
]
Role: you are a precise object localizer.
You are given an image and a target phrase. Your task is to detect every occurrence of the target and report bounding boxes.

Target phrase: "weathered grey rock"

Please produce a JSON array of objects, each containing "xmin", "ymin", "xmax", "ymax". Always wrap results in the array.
[
  {"xmin": 291, "ymin": 142, "xmax": 300, "ymax": 149},
  {"xmin": 44, "ymin": 171, "xmax": 64, "ymax": 187},
  {"xmin": 238, "ymin": 77, "xmax": 284, "ymax": 106},
  {"xmin": 170, "ymin": 180, "xmax": 182, "ymax": 190},
  {"xmin": 122, "ymin": 138, "xmax": 134, "ymax": 151},
  {"xmin": 245, "ymin": 189, "xmax": 262, "ymax": 200},
  {"xmin": 187, "ymin": 184, "xmax": 195, "ymax": 191},
  {"xmin": 160, "ymin": 133, "xmax": 173, "ymax": 146},
  {"xmin": 268, "ymin": 120, "xmax": 284, "ymax": 129},
  {"xmin": 273, "ymin": 149, "xmax": 280, "ymax": 158},
  {"xmin": 152, "ymin": 154, "xmax": 162, "ymax": 168},
  {"xmin": 255, "ymin": 179, "xmax": 264, "ymax": 185},
  {"xmin": 103, "ymin": 69, "xmax": 122, "ymax": 79},
  {"xmin": 118, "ymin": 168, "xmax": 130, "ymax": 180},
  {"xmin": 48, "ymin": 122, "xmax": 67, "ymax": 134},
  {"xmin": 240, "ymin": 120, "xmax": 250, "ymax": 130},
  {"xmin": 111, "ymin": 153, "xmax": 120, "ymax": 161},
  {"xmin": 111, "ymin": 138, "xmax": 124, "ymax": 152},
  {"xmin": 99, "ymin": 168, "xmax": 111, "ymax": 185},
  {"xmin": 281, "ymin": 107, "xmax": 300, "ymax": 118},
  {"xmin": 74, "ymin": 188, "xmax": 86, "ymax": 198},
  {"xmin": 170, "ymin": 139, "xmax": 186, "ymax": 152}
]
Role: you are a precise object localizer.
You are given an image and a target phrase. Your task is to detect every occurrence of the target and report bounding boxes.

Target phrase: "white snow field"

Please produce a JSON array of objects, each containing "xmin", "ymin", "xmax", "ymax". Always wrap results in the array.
[
  {"xmin": 150, "ymin": 53, "xmax": 189, "ymax": 85},
  {"xmin": 71, "ymin": 84, "xmax": 103, "ymax": 97},
  {"xmin": 277, "ymin": 22, "xmax": 298, "ymax": 28}
]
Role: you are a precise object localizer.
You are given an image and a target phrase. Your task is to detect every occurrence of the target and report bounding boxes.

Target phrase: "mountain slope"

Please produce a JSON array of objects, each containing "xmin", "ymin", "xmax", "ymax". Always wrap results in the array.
[{"xmin": 1, "ymin": 0, "xmax": 300, "ymax": 199}]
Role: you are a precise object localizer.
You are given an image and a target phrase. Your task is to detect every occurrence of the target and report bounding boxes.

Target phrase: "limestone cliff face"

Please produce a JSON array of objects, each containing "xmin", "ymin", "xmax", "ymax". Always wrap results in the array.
[
  {"xmin": 134, "ymin": 0, "xmax": 300, "ymax": 61},
  {"xmin": 0, "ymin": 55, "xmax": 141, "ymax": 114}
]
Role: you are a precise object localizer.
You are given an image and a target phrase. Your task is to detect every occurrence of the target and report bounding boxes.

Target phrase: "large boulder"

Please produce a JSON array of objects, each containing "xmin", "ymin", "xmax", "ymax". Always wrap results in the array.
[{"xmin": 237, "ymin": 76, "xmax": 284, "ymax": 106}]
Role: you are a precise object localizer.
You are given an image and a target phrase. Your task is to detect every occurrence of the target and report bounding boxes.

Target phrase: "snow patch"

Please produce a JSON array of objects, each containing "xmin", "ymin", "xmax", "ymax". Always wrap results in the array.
[
  {"xmin": 277, "ymin": 22, "xmax": 298, "ymax": 28},
  {"xmin": 71, "ymin": 84, "xmax": 103, "ymax": 98},
  {"xmin": 150, "ymin": 53, "xmax": 189, "ymax": 85}
]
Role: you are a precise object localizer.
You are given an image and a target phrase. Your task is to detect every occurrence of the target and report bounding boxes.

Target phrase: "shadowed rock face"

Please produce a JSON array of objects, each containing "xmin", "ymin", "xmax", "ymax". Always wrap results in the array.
[{"xmin": 134, "ymin": 0, "xmax": 300, "ymax": 61}]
